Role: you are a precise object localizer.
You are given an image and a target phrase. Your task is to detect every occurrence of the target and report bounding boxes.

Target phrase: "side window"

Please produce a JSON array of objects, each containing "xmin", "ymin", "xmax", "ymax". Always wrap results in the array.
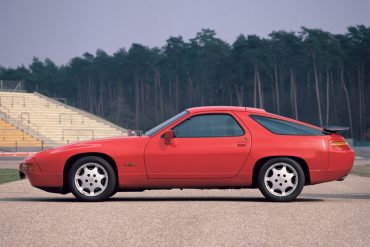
[
  {"xmin": 251, "ymin": 115, "xmax": 324, "ymax": 136},
  {"xmin": 173, "ymin": 114, "xmax": 244, "ymax": 138}
]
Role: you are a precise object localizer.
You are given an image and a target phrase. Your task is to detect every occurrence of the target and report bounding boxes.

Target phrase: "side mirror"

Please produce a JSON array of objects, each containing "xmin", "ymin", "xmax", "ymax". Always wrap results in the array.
[{"xmin": 163, "ymin": 130, "xmax": 175, "ymax": 145}]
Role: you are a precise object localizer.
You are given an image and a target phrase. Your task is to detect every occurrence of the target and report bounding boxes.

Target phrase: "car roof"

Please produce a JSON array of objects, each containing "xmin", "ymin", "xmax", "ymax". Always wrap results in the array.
[
  {"xmin": 187, "ymin": 106, "xmax": 266, "ymax": 113},
  {"xmin": 186, "ymin": 106, "xmax": 322, "ymax": 130}
]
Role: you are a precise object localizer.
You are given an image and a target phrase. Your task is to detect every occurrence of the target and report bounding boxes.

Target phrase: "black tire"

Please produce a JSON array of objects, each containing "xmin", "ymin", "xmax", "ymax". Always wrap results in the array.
[
  {"xmin": 257, "ymin": 157, "xmax": 305, "ymax": 202},
  {"xmin": 67, "ymin": 156, "xmax": 117, "ymax": 202}
]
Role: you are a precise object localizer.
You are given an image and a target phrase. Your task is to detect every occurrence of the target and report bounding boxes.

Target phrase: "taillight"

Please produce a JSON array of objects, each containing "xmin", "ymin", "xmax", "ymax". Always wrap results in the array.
[
  {"xmin": 330, "ymin": 141, "xmax": 347, "ymax": 146},
  {"xmin": 329, "ymin": 140, "xmax": 350, "ymax": 150}
]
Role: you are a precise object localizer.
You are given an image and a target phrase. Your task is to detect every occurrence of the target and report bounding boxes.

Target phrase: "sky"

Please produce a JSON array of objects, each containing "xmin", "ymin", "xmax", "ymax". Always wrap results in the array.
[{"xmin": 0, "ymin": 0, "xmax": 369, "ymax": 68}]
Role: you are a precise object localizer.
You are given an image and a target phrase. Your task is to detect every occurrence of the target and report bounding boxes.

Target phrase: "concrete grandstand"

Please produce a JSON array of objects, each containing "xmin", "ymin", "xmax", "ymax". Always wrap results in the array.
[{"xmin": 0, "ymin": 91, "xmax": 128, "ymax": 151}]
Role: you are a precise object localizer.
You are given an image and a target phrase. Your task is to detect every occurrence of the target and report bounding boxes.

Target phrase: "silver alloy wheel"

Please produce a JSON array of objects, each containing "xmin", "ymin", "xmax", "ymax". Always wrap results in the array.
[
  {"xmin": 74, "ymin": 162, "xmax": 108, "ymax": 197},
  {"xmin": 264, "ymin": 162, "xmax": 298, "ymax": 197}
]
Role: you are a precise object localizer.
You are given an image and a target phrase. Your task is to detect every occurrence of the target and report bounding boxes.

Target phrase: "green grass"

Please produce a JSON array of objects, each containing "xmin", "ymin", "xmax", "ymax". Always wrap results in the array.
[
  {"xmin": 351, "ymin": 165, "xmax": 370, "ymax": 177},
  {"xmin": 355, "ymin": 151, "xmax": 370, "ymax": 158},
  {"xmin": 0, "ymin": 169, "xmax": 20, "ymax": 185}
]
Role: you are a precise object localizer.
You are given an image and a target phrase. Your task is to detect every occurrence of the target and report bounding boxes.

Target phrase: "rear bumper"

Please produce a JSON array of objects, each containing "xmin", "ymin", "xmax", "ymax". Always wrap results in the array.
[
  {"xmin": 310, "ymin": 169, "xmax": 352, "ymax": 185},
  {"xmin": 310, "ymin": 147, "xmax": 355, "ymax": 185}
]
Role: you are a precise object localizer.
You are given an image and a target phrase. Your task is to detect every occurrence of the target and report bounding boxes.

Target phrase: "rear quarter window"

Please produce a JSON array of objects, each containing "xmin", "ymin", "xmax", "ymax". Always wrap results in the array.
[{"xmin": 251, "ymin": 115, "xmax": 324, "ymax": 136}]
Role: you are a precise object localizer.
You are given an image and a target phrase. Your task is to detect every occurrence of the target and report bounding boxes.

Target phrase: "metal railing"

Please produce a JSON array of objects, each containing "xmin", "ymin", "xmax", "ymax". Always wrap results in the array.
[
  {"xmin": 0, "ymin": 95, "xmax": 26, "ymax": 107},
  {"xmin": 0, "ymin": 128, "xmax": 25, "ymax": 141},
  {"xmin": 0, "ymin": 106, "xmax": 9, "ymax": 120},
  {"xmin": 0, "ymin": 80, "xmax": 26, "ymax": 92},
  {"xmin": 0, "ymin": 140, "xmax": 47, "ymax": 152},
  {"xmin": 59, "ymin": 113, "xmax": 84, "ymax": 124},
  {"xmin": 34, "ymin": 92, "xmax": 128, "ymax": 135},
  {"xmin": 45, "ymin": 97, "xmax": 67, "ymax": 107},
  {"xmin": 0, "ymin": 124, "xmax": 47, "ymax": 152},
  {"xmin": 0, "ymin": 91, "xmax": 128, "ymax": 151},
  {"xmin": 62, "ymin": 129, "xmax": 95, "ymax": 143},
  {"xmin": 16, "ymin": 112, "xmax": 41, "ymax": 134},
  {"xmin": 0, "ymin": 110, "xmax": 56, "ymax": 147},
  {"xmin": 0, "ymin": 128, "xmax": 38, "ymax": 152},
  {"xmin": 20, "ymin": 112, "xmax": 30, "ymax": 124},
  {"xmin": 53, "ymin": 97, "xmax": 67, "ymax": 104}
]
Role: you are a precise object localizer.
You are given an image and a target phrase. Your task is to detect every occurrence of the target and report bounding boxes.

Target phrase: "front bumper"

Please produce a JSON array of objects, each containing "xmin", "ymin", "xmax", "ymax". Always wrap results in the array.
[
  {"xmin": 336, "ymin": 175, "xmax": 347, "ymax": 181},
  {"xmin": 18, "ymin": 170, "xmax": 63, "ymax": 187},
  {"xmin": 19, "ymin": 171, "xmax": 25, "ymax": 180},
  {"xmin": 19, "ymin": 161, "xmax": 63, "ymax": 187}
]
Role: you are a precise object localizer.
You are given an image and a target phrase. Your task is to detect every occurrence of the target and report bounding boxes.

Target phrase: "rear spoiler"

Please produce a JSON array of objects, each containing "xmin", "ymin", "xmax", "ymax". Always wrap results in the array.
[{"xmin": 323, "ymin": 126, "xmax": 350, "ymax": 134}]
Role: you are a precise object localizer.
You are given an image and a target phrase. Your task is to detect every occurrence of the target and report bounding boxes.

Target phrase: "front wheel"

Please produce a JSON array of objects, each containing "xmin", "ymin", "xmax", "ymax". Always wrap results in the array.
[
  {"xmin": 68, "ymin": 156, "xmax": 116, "ymax": 202},
  {"xmin": 257, "ymin": 158, "xmax": 305, "ymax": 202}
]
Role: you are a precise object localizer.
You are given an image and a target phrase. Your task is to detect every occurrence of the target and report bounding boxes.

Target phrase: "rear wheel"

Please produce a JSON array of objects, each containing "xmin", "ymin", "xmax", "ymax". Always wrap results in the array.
[
  {"xmin": 257, "ymin": 158, "xmax": 305, "ymax": 202},
  {"xmin": 68, "ymin": 156, "xmax": 116, "ymax": 202}
]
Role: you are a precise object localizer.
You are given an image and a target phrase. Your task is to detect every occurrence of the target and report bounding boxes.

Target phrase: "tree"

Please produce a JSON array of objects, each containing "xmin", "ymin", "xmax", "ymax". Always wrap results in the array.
[{"xmin": 1, "ymin": 26, "xmax": 369, "ymax": 140}]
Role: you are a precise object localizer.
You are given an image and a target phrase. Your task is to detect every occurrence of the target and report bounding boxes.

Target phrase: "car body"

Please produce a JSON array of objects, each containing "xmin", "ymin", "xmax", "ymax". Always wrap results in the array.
[{"xmin": 19, "ymin": 106, "xmax": 354, "ymax": 201}]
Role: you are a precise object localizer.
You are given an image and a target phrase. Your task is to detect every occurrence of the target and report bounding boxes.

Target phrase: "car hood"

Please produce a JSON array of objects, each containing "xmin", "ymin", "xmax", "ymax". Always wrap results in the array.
[{"xmin": 31, "ymin": 135, "xmax": 149, "ymax": 159}]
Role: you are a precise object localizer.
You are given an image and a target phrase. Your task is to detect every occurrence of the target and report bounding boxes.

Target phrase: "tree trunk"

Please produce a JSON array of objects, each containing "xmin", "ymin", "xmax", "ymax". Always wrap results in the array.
[
  {"xmin": 175, "ymin": 75, "xmax": 179, "ymax": 112},
  {"xmin": 157, "ymin": 71, "xmax": 164, "ymax": 120},
  {"xmin": 154, "ymin": 74, "xmax": 158, "ymax": 123},
  {"xmin": 99, "ymin": 78, "xmax": 104, "ymax": 116},
  {"xmin": 140, "ymin": 79, "xmax": 145, "ymax": 119},
  {"xmin": 341, "ymin": 67, "xmax": 353, "ymax": 139},
  {"xmin": 270, "ymin": 74, "xmax": 276, "ymax": 113},
  {"xmin": 235, "ymin": 85, "xmax": 244, "ymax": 106},
  {"xmin": 313, "ymin": 54, "xmax": 323, "ymax": 127},
  {"xmin": 88, "ymin": 74, "xmax": 93, "ymax": 113},
  {"xmin": 199, "ymin": 84, "xmax": 204, "ymax": 106},
  {"xmin": 228, "ymin": 85, "xmax": 233, "ymax": 105},
  {"xmin": 186, "ymin": 71, "xmax": 193, "ymax": 106},
  {"xmin": 116, "ymin": 79, "xmax": 123, "ymax": 123},
  {"xmin": 256, "ymin": 68, "xmax": 264, "ymax": 108},
  {"xmin": 135, "ymin": 76, "xmax": 140, "ymax": 129},
  {"xmin": 253, "ymin": 65, "xmax": 257, "ymax": 108},
  {"xmin": 326, "ymin": 66, "xmax": 330, "ymax": 126},
  {"xmin": 331, "ymin": 70, "xmax": 337, "ymax": 124},
  {"xmin": 358, "ymin": 63, "xmax": 364, "ymax": 140},
  {"xmin": 290, "ymin": 67, "xmax": 298, "ymax": 120},
  {"xmin": 274, "ymin": 64, "xmax": 280, "ymax": 114}
]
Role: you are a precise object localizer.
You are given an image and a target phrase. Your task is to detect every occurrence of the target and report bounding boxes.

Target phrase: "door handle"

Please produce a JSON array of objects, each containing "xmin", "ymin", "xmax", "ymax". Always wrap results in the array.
[{"xmin": 236, "ymin": 138, "xmax": 247, "ymax": 146}]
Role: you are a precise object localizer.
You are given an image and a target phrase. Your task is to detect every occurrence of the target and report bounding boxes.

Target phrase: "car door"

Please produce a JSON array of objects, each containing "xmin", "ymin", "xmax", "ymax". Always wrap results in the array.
[{"xmin": 144, "ymin": 112, "xmax": 251, "ymax": 179}]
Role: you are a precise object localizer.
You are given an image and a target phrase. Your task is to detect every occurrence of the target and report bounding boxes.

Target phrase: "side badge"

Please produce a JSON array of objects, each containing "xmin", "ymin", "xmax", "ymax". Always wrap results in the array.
[{"xmin": 124, "ymin": 162, "xmax": 137, "ymax": 167}]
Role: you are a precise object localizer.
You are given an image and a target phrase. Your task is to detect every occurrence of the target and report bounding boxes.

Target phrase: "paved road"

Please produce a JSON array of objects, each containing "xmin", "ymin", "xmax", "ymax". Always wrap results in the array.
[
  {"xmin": 0, "ymin": 175, "xmax": 369, "ymax": 247},
  {"xmin": 0, "ymin": 157, "xmax": 23, "ymax": 169}
]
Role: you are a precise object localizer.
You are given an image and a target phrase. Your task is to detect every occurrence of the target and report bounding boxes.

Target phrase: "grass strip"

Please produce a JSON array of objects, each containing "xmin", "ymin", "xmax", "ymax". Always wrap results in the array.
[
  {"xmin": 0, "ymin": 169, "xmax": 20, "ymax": 185},
  {"xmin": 350, "ymin": 165, "xmax": 370, "ymax": 177}
]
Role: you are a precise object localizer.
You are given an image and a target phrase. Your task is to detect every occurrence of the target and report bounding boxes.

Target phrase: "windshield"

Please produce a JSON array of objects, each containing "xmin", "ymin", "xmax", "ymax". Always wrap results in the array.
[{"xmin": 144, "ymin": 110, "xmax": 188, "ymax": 136}]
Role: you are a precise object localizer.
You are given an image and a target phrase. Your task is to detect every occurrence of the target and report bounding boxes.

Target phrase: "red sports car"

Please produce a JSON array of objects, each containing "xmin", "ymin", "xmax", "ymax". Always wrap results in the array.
[{"xmin": 19, "ymin": 106, "xmax": 354, "ymax": 202}]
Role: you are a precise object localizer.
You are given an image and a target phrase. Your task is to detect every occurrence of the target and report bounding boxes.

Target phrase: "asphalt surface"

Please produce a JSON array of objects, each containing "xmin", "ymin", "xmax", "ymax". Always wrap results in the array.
[
  {"xmin": 0, "ymin": 174, "xmax": 369, "ymax": 247},
  {"xmin": 0, "ymin": 156, "xmax": 23, "ymax": 168}
]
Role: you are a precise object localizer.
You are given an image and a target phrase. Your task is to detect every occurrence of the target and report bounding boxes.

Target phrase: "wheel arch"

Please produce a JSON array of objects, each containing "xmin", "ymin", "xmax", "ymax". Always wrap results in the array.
[
  {"xmin": 63, "ymin": 152, "xmax": 119, "ymax": 192},
  {"xmin": 251, "ymin": 156, "xmax": 310, "ymax": 187}
]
